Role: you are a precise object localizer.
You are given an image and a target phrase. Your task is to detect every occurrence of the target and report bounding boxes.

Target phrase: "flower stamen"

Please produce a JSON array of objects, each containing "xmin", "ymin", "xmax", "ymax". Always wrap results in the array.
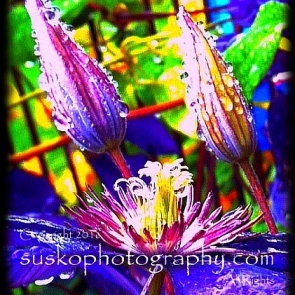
[{"xmin": 65, "ymin": 159, "xmax": 262, "ymax": 256}]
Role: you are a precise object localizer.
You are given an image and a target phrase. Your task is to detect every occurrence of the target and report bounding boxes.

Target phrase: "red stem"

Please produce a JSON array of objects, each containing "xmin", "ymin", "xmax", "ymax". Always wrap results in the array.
[
  {"xmin": 128, "ymin": 98, "xmax": 184, "ymax": 119},
  {"xmin": 238, "ymin": 158, "xmax": 278, "ymax": 234},
  {"xmin": 194, "ymin": 141, "xmax": 206, "ymax": 202},
  {"xmin": 108, "ymin": 147, "xmax": 133, "ymax": 179},
  {"xmin": 9, "ymin": 99, "xmax": 185, "ymax": 165}
]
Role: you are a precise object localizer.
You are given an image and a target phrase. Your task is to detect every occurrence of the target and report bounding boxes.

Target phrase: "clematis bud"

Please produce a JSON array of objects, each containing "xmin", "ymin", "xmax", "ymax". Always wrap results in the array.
[
  {"xmin": 176, "ymin": 6, "xmax": 257, "ymax": 163},
  {"xmin": 25, "ymin": 0, "xmax": 128, "ymax": 154}
]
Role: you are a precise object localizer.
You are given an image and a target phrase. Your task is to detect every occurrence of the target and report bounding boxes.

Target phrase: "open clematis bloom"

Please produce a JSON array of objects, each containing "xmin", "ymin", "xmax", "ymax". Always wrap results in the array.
[
  {"xmin": 25, "ymin": 0, "xmax": 128, "ymax": 154},
  {"xmin": 176, "ymin": 6, "xmax": 257, "ymax": 163},
  {"xmin": 65, "ymin": 159, "xmax": 262, "ymax": 256}
]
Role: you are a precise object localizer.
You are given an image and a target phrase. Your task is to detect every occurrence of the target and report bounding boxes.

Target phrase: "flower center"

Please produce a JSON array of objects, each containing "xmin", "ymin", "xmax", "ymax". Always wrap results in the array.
[
  {"xmin": 127, "ymin": 159, "xmax": 192, "ymax": 241},
  {"xmin": 142, "ymin": 173, "xmax": 178, "ymax": 239}
]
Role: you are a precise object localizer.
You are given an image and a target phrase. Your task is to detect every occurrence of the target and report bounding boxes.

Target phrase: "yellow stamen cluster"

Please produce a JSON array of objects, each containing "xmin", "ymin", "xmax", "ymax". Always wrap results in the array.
[{"xmin": 131, "ymin": 159, "xmax": 192, "ymax": 239}]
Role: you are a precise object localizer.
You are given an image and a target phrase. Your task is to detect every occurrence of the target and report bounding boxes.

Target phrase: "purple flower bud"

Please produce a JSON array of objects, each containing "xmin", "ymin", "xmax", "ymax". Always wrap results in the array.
[
  {"xmin": 25, "ymin": 0, "xmax": 128, "ymax": 153},
  {"xmin": 177, "ymin": 7, "xmax": 257, "ymax": 163}
]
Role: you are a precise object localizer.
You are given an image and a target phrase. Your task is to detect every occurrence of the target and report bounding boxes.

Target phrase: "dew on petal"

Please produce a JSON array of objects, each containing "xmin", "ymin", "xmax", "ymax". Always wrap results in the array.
[
  {"xmin": 35, "ymin": 277, "xmax": 54, "ymax": 286},
  {"xmin": 59, "ymin": 270, "xmax": 75, "ymax": 280}
]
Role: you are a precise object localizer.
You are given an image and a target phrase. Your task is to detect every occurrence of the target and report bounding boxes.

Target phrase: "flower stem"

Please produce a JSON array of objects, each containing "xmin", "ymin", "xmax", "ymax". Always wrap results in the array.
[
  {"xmin": 108, "ymin": 147, "xmax": 133, "ymax": 179},
  {"xmin": 238, "ymin": 158, "xmax": 278, "ymax": 234},
  {"xmin": 148, "ymin": 270, "xmax": 165, "ymax": 295}
]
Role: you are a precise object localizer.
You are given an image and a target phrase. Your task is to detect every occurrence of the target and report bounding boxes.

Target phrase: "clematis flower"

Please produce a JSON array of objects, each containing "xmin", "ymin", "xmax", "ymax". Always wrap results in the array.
[
  {"xmin": 25, "ymin": 0, "xmax": 128, "ymax": 154},
  {"xmin": 176, "ymin": 6, "xmax": 257, "ymax": 163},
  {"xmin": 6, "ymin": 159, "xmax": 292, "ymax": 293},
  {"xmin": 65, "ymin": 158, "xmax": 262, "ymax": 255}
]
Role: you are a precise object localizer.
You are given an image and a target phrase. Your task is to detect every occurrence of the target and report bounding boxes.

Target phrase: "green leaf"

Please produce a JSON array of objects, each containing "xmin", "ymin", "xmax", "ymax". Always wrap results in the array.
[
  {"xmin": 215, "ymin": 161, "xmax": 235, "ymax": 195},
  {"xmin": 152, "ymin": 66, "xmax": 198, "ymax": 138},
  {"xmin": 112, "ymin": 73, "xmax": 139, "ymax": 110},
  {"xmin": 223, "ymin": 1, "xmax": 291, "ymax": 102},
  {"xmin": 8, "ymin": 4, "xmax": 36, "ymax": 66},
  {"xmin": 54, "ymin": 0, "xmax": 90, "ymax": 27}
]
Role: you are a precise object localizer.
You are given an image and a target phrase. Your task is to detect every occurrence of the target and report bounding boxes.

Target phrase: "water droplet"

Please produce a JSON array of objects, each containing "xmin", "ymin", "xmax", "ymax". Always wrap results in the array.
[
  {"xmin": 44, "ymin": 7, "xmax": 60, "ymax": 21},
  {"xmin": 35, "ymin": 277, "xmax": 54, "ymax": 286},
  {"xmin": 220, "ymin": 97, "xmax": 233, "ymax": 111},
  {"xmin": 64, "ymin": 24, "xmax": 74, "ymax": 32},
  {"xmin": 55, "ymin": 119, "xmax": 70, "ymax": 132},
  {"xmin": 219, "ymin": 84, "xmax": 225, "ymax": 92},
  {"xmin": 44, "ymin": 10, "xmax": 55, "ymax": 20},
  {"xmin": 226, "ymin": 62, "xmax": 233, "ymax": 73},
  {"xmin": 235, "ymin": 106, "xmax": 244, "ymax": 115},
  {"xmin": 250, "ymin": 64, "xmax": 258, "ymax": 74},
  {"xmin": 60, "ymin": 270, "xmax": 75, "ymax": 280},
  {"xmin": 221, "ymin": 73, "xmax": 234, "ymax": 88},
  {"xmin": 234, "ymin": 96, "xmax": 240, "ymax": 103},
  {"xmin": 153, "ymin": 56, "xmax": 162, "ymax": 64},
  {"xmin": 76, "ymin": 50, "xmax": 90, "ymax": 66},
  {"xmin": 38, "ymin": 73, "xmax": 49, "ymax": 91},
  {"xmin": 117, "ymin": 100, "xmax": 129, "ymax": 118},
  {"xmin": 201, "ymin": 110, "xmax": 210, "ymax": 121},
  {"xmin": 197, "ymin": 130, "xmax": 205, "ymax": 141},
  {"xmin": 34, "ymin": 45, "xmax": 40, "ymax": 56},
  {"xmin": 63, "ymin": 34, "xmax": 69, "ymax": 42},
  {"xmin": 86, "ymin": 195, "xmax": 94, "ymax": 203},
  {"xmin": 43, "ymin": 0, "xmax": 52, "ymax": 8},
  {"xmin": 247, "ymin": 114, "xmax": 253, "ymax": 122},
  {"xmin": 213, "ymin": 127, "xmax": 219, "ymax": 133},
  {"xmin": 180, "ymin": 72, "xmax": 189, "ymax": 79},
  {"xmin": 205, "ymin": 144, "xmax": 213, "ymax": 153},
  {"xmin": 224, "ymin": 101, "xmax": 233, "ymax": 111}
]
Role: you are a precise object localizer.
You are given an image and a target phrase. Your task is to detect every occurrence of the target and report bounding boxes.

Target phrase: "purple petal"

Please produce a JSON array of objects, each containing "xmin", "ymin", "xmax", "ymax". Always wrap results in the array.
[
  {"xmin": 126, "ymin": 116, "xmax": 181, "ymax": 156},
  {"xmin": 7, "ymin": 168, "xmax": 61, "ymax": 215},
  {"xmin": 168, "ymin": 261, "xmax": 291, "ymax": 294}
]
